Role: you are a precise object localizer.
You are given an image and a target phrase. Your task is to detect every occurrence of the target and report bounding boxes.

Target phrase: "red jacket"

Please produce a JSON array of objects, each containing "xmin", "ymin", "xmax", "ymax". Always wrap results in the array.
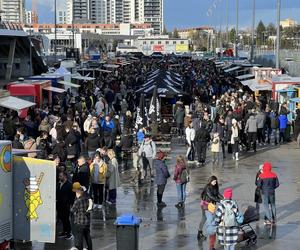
[{"xmin": 173, "ymin": 163, "xmax": 186, "ymax": 184}]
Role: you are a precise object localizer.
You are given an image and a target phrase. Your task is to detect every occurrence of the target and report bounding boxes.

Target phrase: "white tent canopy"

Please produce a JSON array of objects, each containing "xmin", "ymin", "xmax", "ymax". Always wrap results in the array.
[
  {"xmin": 236, "ymin": 74, "xmax": 255, "ymax": 80},
  {"xmin": 43, "ymin": 86, "xmax": 66, "ymax": 93},
  {"xmin": 224, "ymin": 66, "xmax": 241, "ymax": 73},
  {"xmin": 59, "ymin": 81, "xmax": 80, "ymax": 88},
  {"xmin": 0, "ymin": 96, "xmax": 36, "ymax": 111},
  {"xmin": 241, "ymin": 79, "xmax": 272, "ymax": 91}
]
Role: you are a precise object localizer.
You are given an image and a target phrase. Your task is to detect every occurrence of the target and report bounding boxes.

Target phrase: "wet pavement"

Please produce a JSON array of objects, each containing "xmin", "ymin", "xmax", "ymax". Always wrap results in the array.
[{"xmin": 15, "ymin": 139, "xmax": 300, "ymax": 250}]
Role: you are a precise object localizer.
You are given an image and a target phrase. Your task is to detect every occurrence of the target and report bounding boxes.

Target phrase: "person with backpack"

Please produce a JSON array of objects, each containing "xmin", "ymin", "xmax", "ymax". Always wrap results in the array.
[
  {"xmin": 154, "ymin": 151, "xmax": 170, "ymax": 208},
  {"xmin": 215, "ymin": 188, "xmax": 243, "ymax": 250},
  {"xmin": 138, "ymin": 134, "xmax": 157, "ymax": 181},
  {"xmin": 173, "ymin": 155, "xmax": 189, "ymax": 208}
]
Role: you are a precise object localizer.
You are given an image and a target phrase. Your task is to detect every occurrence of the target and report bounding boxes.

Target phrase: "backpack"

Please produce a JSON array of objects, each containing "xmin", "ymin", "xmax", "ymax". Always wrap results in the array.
[
  {"xmin": 222, "ymin": 202, "xmax": 238, "ymax": 227},
  {"xmin": 180, "ymin": 168, "xmax": 190, "ymax": 183}
]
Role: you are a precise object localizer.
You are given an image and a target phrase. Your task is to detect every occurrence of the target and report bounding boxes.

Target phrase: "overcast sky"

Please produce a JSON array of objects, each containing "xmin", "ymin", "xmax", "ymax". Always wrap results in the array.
[{"xmin": 27, "ymin": 0, "xmax": 300, "ymax": 30}]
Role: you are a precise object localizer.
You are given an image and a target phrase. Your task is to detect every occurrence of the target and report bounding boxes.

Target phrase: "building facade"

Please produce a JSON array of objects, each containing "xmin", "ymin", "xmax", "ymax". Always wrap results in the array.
[
  {"xmin": 133, "ymin": 37, "xmax": 190, "ymax": 55},
  {"xmin": 280, "ymin": 18, "xmax": 297, "ymax": 29},
  {"xmin": 57, "ymin": 9, "xmax": 67, "ymax": 24},
  {"xmin": 177, "ymin": 26, "xmax": 214, "ymax": 39},
  {"xmin": 73, "ymin": 0, "xmax": 90, "ymax": 23},
  {"xmin": 90, "ymin": 0, "xmax": 107, "ymax": 24},
  {"xmin": 25, "ymin": 10, "xmax": 38, "ymax": 24},
  {"xmin": 1, "ymin": 0, "xmax": 25, "ymax": 23}
]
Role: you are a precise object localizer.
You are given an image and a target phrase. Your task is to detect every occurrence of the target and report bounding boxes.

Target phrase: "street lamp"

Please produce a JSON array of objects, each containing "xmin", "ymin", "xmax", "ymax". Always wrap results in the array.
[
  {"xmin": 235, "ymin": 0, "xmax": 239, "ymax": 58},
  {"xmin": 276, "ymin": 0, "xmax": 281, "ymax": 69},
  {"xmin": 250, "ymin": 0, "xmax": 256, "ymax": 63},
  {"xmin": 54, "ymin": 0, "xmax": 57, "ymax": 62}
]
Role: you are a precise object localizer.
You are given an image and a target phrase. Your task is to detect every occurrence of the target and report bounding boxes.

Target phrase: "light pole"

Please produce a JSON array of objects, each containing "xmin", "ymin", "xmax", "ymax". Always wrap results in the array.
[
  {"xmin": 276, "ymin": 0, "xmax": 281, "ymax": 69},
  {"xmin": 226, "ymin": 0, "xmax": 229, "ymax": 45},
  {"xmin": 235, "ymin": 0, "xmax": 239, "ymax": 58},
  {"xmin": 250, "ymin": 0, "xmax": 256, "ymax": 63},
  {"xmin": 54, "ymin": 0, "xmax": 57, "ymax": 62}
]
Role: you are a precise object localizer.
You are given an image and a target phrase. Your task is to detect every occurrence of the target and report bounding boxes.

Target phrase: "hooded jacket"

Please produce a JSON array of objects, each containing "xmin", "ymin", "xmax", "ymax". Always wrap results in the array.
[
  {"xmin": 256, "ymin": 162, "xmax": 279, "ymax": 195},
  {"xmin": 256, "ymin": 111, "xmax": 266, "ymax": 129},
  {"xmin": 138, "ymin": 139, "xmax": 157, "ymax": 158},
  {"xmin": 245, "ymin": 115, "xmax": 258, "ymax": 133}
]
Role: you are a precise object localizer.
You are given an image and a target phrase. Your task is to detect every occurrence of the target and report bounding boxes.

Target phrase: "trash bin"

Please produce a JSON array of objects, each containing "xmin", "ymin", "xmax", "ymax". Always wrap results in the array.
[{"xmin": 115, "ymin": 214, "xmax": 141, "ymax": 250}]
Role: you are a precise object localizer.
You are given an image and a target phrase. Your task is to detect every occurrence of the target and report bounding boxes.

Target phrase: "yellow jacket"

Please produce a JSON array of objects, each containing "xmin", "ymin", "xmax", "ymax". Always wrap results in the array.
[{"xmin": 90, "ymin": 161, "xmax": 107, "ymax": 184}]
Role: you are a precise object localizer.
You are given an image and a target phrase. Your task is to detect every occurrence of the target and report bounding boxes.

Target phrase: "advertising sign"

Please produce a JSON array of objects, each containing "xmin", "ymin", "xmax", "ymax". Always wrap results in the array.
[
  {"xmin": 175, "ymin": 44, "xmax": 189, "ymax": 52},
  {"xmin": 0, "ymin": 141, "xmax": 13, "ymax": 244},
  {"xmin": 153, "ymin": 45, "xmax": 164, "ymax": 52},
  {"xmin": 13, "ymin": 157, "xmax": 56, "ymax": 243}
]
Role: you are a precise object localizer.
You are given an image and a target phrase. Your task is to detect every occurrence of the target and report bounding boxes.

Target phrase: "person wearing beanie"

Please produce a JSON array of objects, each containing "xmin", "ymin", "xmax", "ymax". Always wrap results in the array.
[
  {"xmin": 203, "ymin": 203, "xmax": 217, "ymax": 250},
  {"xmin": 256, "ymin": 162, "xmax": 279, "ymax": 225},
  {"xmin": 154, "ymin": 151, "xmax": 170, "ymax": 208},
  {"xmin": 215, "ymin": 188, "xmax": 242, "ymax": 250}
]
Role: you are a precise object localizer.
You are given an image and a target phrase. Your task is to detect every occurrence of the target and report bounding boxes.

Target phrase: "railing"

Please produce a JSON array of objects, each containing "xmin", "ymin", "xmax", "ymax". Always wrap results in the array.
[{"xmin": 0, "ymin": 21, "xmax": 23, "ymax": 30}]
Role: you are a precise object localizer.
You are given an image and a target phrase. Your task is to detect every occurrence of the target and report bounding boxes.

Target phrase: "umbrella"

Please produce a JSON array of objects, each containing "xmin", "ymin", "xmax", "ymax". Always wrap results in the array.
[
  {"xmin": 135, "ymin": 94, "xmax": 148, "ymax": 128},
  {"xmin": 148, "ymin": 85, "xmax": 160, "ymax": 124}
]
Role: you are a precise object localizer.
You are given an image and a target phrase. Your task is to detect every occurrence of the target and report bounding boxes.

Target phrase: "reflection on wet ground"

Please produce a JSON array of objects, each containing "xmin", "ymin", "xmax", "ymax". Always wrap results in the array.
[{"xmin": 15, "ymin": 139, "xmax": 300, "ymax": 249}]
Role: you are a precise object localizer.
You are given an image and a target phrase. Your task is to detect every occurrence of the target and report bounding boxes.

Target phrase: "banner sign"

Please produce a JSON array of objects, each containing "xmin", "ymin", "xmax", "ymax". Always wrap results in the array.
[
  {"xmin": 176, "ymin": 44, "xmax": 189, "ymax": 52},
  {"xmin": 0, "ymin": 141, "xmax": 13, "ymax": 243},
  {"xmin": 13, "ymin": 157, "xmax": 56, "ymax": 243}
]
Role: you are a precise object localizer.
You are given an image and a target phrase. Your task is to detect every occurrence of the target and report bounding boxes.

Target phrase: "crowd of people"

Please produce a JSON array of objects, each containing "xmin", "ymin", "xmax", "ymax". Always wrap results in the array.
[{"xmin": 1, "ymin": 57, "xmax": 298, "ymax": 250}]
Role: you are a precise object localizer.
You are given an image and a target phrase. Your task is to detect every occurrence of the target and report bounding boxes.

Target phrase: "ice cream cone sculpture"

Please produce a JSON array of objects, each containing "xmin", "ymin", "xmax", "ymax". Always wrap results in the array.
[{"xmin": 23, "ymin": 172, "xmax": 44, "ymax": 220}]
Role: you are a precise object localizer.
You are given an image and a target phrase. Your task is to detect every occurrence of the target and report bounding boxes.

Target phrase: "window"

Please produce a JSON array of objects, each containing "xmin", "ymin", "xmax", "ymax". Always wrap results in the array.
[
  {"xmin": 143, "ymin": 41, "xmax": 147, "ymax": 45},
  {"xmin": 173, "ymin": 41, "xmax": 176, "ymax": 45},
  {"xmin": 158, "ymin": 41, "xmax": 161, "ymax": 44},
  {"xmin": 180, "ymin": 41, "xmax": 184, "ymax": 44},
  {"xmin": 166, "ymin": 41, "xmax": 169, "ymax": 45},
  {"xmin": 150, "ymin": 41, "xmax": 154, "ymax": 44}
]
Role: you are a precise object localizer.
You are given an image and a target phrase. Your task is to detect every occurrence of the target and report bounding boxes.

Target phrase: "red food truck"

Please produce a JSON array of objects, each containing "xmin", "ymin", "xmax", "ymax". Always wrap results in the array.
[{"xmin": 6, "ymin": 79, "xmax": 65, "ymax": 109}]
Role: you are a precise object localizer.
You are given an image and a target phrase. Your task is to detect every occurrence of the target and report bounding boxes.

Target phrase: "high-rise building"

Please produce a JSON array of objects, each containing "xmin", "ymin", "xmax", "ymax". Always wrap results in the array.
[
  {"xmin": 25, "ymin": 10, "xmax": 38, "ymax": 24},
  {"xmin": 57, "ymin": 9, "xmax": 67, "ymax": 24},
  {"xmin": 66, "ymin": 0, "xmax": 73, "ymax": 24},
  {"xmin": 142, "ymin": 0, "xmax": 163, "ymax": 35},
  {"xmin": 1, "ymin": 0, "xmax": 25, "ymax": 23},
  {"xmin": 73, "ymin": 0, "xmax": 90, "ymax": 23},
  {"xmin": 106, "ymin": 0, "xmax": 123, "ymax": 24},
  {"xmin": 90, "ymin": 0, "xmax": 107, "ymax": 24}
]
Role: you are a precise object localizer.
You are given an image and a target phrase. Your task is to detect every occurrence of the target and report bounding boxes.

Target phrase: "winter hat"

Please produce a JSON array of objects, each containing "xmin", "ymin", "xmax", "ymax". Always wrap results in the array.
[
  {"xmin": 231, "ymin": 118, "xmax": 237, "ymax": 124},
  {"xmin": 223, "ymin": 188, "xmax": 233, "ymax": 199}
]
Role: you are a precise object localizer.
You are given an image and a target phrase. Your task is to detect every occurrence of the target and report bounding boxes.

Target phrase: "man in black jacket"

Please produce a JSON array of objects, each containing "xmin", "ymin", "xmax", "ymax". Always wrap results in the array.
[
  {"xmin": 57, "ymin": 171, "xmax": 73, "ymax": 239},
  {"xmin": 73, "ymin": 155, "xmax": 90, "ymax": 190},
  {"xmin": 194, "ymin": 123, "xmax": 210, "ymax": 165}
]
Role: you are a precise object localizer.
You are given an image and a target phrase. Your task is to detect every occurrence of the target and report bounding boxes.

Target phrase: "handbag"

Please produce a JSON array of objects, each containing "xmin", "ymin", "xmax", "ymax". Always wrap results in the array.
[
  {"xmin": 200, "ymin": 200, "xmax": 209, "ymax": 210},
  {"xmin": 254, "ymin": 187, "xmax": 262, "ymax": 204}
]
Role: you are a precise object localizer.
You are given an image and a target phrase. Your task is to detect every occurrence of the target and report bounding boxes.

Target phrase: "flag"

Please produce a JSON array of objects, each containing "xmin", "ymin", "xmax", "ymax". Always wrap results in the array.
[
  {"xmin": 135, "ymin": 94, "xmax": 148, "ymax": 128},
  {"xmin": 148, "ymin": 85, "xmax": 160, "ymax": 124}
]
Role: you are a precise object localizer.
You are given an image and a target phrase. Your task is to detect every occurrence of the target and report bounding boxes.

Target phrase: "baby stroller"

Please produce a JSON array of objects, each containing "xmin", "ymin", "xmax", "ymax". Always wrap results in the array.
[{"xmin": 238, "ymin": 205, "xmax": 259, "ymax": 246}]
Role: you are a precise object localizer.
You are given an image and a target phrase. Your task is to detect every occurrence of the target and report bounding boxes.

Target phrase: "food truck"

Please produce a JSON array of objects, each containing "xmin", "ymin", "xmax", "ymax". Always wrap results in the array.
[
  {"xmin": 0, "ymin": 90, "xmax": 36, "ymax": 119},
  {"xmin": 0, "ymin": 141, "xmax": 56, "ymax": 249},
  {"xmin": 6, "ymin": 79, "xmax": 65, "ymax": 109}
]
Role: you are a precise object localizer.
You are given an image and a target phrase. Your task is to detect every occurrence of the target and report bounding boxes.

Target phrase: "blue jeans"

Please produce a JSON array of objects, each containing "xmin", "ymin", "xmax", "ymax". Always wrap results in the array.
[
  {"xmin": 176, "ymin": 183, "xmax": 187, "ymax": 203},
  {"xmin": 263, "ymin": 193, "xmax": 276, "ymax": 221},
  {"xmin": 224, "ymin": 245, "xmax": 235, "ymax": 250}
]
